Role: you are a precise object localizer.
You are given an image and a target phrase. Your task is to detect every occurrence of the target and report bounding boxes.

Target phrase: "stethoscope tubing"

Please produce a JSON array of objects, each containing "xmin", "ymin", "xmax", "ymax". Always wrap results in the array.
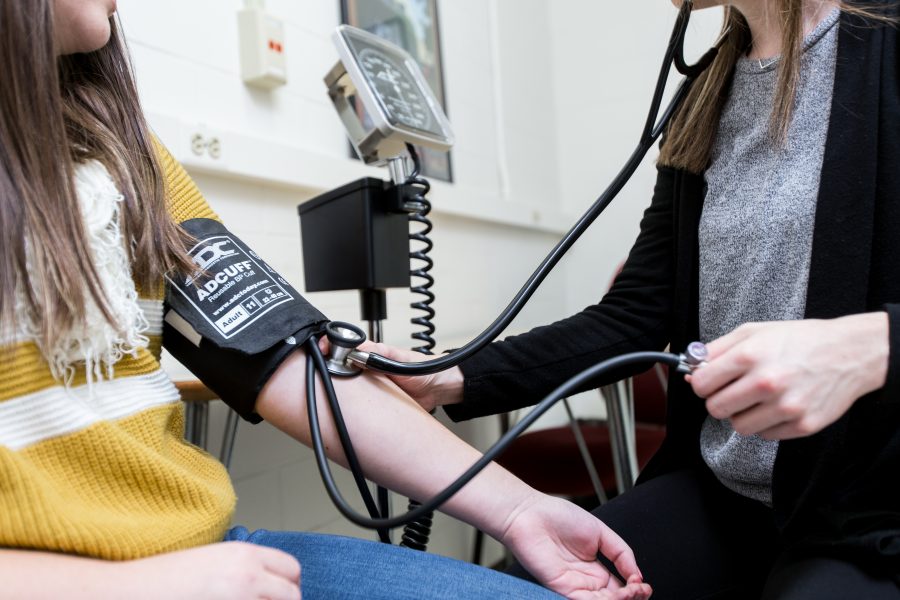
[{"xmin": 306, "ymin": 337, "xmax": 680, "ymax": 530}]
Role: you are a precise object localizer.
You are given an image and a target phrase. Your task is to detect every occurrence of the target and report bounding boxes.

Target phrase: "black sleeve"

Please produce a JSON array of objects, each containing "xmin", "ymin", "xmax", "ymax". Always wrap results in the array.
[
  {"xmin": 881, "ymin": 303, "xmax": 900, "ymax": 404},
  {"xmin": 445, "ymin": 166, "xmax": 680, "ymax": 422}
]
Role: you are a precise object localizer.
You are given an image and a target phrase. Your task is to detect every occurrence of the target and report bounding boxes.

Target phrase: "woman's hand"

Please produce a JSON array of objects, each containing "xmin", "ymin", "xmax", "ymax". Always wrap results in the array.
[
  {"xmin": 688, "ymin": 312, "xmax": 890, "ymax": 440},
  {"xmin": 328, "ymin": 339, "xmax": 464, "ymax": 412},
  {"xmin": 124, "ymin": 542, "xmax": 301, "ymax": 600},
  {"xmin": 499, "ymin": 494, "xmax": 652, "ymax": 600}
]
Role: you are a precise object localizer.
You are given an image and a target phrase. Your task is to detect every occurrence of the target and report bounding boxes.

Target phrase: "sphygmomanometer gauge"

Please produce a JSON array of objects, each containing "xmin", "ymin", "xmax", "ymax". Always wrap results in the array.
[
  {"xmin": 326, "ymin": 25, "xmax": 453, "ymax": 164},
  {"xmin": 357, "ymin": 47, "xmax": 435, "ymax": 134}
]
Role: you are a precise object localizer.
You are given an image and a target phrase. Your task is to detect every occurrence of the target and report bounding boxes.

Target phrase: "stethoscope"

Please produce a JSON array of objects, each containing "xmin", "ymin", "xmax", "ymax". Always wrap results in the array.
[{"xmin": 305, "ymin": 0, "xmax": 724, "ymax": 533}]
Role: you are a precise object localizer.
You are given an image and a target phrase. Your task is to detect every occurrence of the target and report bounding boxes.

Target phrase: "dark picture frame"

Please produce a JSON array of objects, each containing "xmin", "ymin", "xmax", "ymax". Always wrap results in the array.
[{"xmin": 341, "ymin": 0, "xmax": 452, "ymax": 182}]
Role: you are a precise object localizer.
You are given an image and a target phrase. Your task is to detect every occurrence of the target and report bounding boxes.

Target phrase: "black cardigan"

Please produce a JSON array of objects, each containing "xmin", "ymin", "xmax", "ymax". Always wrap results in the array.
[{"xmin": 447, "ymin": 10, "xmax": 900, "ymax": 569}]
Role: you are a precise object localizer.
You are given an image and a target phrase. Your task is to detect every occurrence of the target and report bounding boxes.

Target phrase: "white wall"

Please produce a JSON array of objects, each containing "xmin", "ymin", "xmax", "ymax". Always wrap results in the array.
[
  {"xmin": 549, "ymin": 1, "xmax": 724, "ymax": 316},
  {"xmin": 118, "ymin": 0, "xmax": 722, "ymax": 564}
]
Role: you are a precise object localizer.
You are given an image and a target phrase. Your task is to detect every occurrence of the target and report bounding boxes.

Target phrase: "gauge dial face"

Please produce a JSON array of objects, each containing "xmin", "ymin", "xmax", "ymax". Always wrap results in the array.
[{"xmin": 353, "ymin": 44, "xmax": 440, "ymax": 136}]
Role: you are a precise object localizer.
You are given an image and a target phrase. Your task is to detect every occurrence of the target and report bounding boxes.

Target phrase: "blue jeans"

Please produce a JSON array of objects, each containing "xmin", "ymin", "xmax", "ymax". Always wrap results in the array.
[{"xmin": 224, "ymin": 526, "xmax": 562, "ymax": 599}]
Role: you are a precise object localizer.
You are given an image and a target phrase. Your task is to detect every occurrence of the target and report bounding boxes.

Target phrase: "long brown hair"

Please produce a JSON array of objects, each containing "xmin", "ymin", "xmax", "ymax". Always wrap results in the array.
[
  {"xmin": 659, "ymin": 1, "xmax": 894, "ymax": 173},
  {"xmin": 0, "ymin": 0, "xmax": 193, "ymax": 353}
]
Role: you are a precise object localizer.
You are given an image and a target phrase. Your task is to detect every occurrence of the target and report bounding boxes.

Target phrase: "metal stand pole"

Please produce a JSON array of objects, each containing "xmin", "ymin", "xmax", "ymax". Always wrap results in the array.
[
  {"xmin": 360, "ymin": 288, "xmax": 392, "ymax": 541},
  {"xmin": 601, "ymin": 381, "xmax": 638, "ymax": 494}
]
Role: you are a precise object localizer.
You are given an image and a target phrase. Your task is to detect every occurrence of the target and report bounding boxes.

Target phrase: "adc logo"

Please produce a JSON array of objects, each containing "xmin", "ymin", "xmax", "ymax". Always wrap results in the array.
[{"xmin": 185, "ymin": 238, "xmax": 238, "ymax": 285}]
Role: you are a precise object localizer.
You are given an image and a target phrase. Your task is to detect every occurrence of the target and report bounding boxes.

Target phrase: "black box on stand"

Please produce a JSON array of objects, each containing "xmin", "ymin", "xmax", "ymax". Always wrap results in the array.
[{"xmin": 297, "ymin": 177, "xmax": 410, "ymax": 293}]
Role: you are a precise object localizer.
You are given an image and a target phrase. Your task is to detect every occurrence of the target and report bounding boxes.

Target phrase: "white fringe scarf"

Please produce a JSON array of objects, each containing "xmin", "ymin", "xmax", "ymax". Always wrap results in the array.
[{"xmin": 17, "ymin": 160, "xmax": 149, "ymax": 385}]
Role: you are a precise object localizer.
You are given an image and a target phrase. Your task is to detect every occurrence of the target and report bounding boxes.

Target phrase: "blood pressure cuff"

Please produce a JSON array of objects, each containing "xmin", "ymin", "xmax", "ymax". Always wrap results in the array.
[{"xmin": 163, "ymin": 218, "xmax": 328, "ymax": 423}]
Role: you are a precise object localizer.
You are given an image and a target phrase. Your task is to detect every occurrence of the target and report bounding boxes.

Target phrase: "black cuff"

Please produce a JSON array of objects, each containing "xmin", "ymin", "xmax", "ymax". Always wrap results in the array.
[
  {"xmin": 163, "ymin": 217, "xmax": 329, "ymax": 422},
  {"xmin": 164, "ymin": 322, "xmax": 310, "ymax": 423}
]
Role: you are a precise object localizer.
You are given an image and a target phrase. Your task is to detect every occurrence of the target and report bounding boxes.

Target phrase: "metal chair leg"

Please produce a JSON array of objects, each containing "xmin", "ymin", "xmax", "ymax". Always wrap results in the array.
[
  {"xmin": 219, "ymin": 408, "xmax": 240, "ymax": 470},
  {"xmin": 601, "ymin": 382, "xmax": 636, "ymax": 494},
  {"xmin": 194, "ymin": 402, "xmax": 209, "ymax": 450},
  {"xmin": 184, "ymin": 402, "xmax": 196, "ymax": 445},
  {"xmin": 562, "ymin": 398, "xmax": 608, "ymax": 504},
  {"xmin": 184, "ymin": 401, "xmax": 210, "ymax": 450},
  {"xmin": 619, "ymin": 377, "xmax": 639, "ymax": 480},
  {"xmin": 472, "ymin": 529, "xmax": 484, "ymax": 565}
]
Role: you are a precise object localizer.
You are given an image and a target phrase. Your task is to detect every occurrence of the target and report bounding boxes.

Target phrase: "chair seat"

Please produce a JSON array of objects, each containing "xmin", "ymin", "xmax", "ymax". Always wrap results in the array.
[{"xmin": 495, "ymin": 423, "xmax": 666, "ymax": 497}]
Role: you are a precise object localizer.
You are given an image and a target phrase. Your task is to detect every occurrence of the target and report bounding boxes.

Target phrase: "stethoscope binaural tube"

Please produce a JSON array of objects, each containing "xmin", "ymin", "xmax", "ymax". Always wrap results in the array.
[{"xmin": 352, "ymin": 0, "xmax": 727, "ymax": 377}]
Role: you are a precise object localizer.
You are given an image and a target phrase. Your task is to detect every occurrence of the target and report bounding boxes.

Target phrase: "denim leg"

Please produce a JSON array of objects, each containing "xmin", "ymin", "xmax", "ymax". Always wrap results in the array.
[{"xmin": 225, "ymin": 526, "xmax": 562, "ymax": 599}]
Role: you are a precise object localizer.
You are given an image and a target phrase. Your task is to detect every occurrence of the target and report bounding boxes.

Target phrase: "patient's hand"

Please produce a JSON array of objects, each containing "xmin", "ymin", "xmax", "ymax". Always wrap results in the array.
[
  {"xmin": 125, "ymin": 542, "xmax": 301, "ymax": 599},
  {"xmin": 499, "ymin": 495, "xmax": 652, "ymax": 600}
]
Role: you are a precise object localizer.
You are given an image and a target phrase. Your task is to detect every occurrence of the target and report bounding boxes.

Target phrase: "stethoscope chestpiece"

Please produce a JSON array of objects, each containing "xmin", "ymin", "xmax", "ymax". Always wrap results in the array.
[{"xmin": 325, "ymin": 321, "xmax": 367, "ymax": 377}]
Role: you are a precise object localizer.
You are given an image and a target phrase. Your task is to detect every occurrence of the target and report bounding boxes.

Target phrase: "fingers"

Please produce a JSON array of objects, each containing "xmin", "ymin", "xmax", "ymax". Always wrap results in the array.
[
  {"xmin": 595, "ymin": 523, "xmax": 642, "ymax": 584},
  {"xmin": 357, "ymin": 340, "xmax": 382, "ymax": 353},
  {"xmin": 255, "ymin": 547, "xmax": 301, "ymax": 599},
  {"xmin": 569, "ymin": 580, "xmax": 652, "ymax": 600},
  {"xmin": 728, "ymin": 401, "xmax": 794, "ymax": 437},
  {"xmin": 258, "ymin": 547, "xmax": 301, "ymax": 582},
  {"xmin": 623, "ymin": 581, "xmax": 653, "ymax": 600},
  {"xmin": 702, "ymin": 373, "xmax": 795, "ymax": 436},
  {"xmin": 705, "ymin": 322, "xmax": 761, "ymax": 358},
  {"xmin": 343, "ymin": 340, "xmax": 393, "ymax": 358},
  {"xmin": 358, "ymin": 341, "xmax": 403, "ymax": 359},
  {"xmin": 703, "ymin": 371, "xmax": 777, "ymax": 420},
  {"xmin": 691, "ymin": 323, "xmax": 769, "ymax": 398},
  {"xmin": 358, "ymin": 341, "xmax": 430, "ymax": 364},
  {"xmin": 689, "ymin": 342, "xmax": 754, "ymax": 399},
  {"xmin": 691, "ymin": 321, "xmax": 794, "ymax": 401},
  {"xmin": 757, "ymin": 418, "xmax": 818, "ymax": 441},
  {"xmin": 255, "ymin": 571, "xmax": 302, "ymax": 600},
  {"xmin": 613, "ymin": 582, "xmax": 652, "ymax": 600},
  {"xmin": 556, "ymin": 570, "xmax": 616, "ymax": 600},
  {"xmin": 626, "ymin": 574, "xmax": 653, "ymax": 599}
]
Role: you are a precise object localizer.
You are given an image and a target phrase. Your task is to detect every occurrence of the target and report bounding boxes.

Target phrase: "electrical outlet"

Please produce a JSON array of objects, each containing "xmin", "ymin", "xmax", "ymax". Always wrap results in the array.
[
  {"xmin": 208, "ymin": 137, "xmax": 222, "ymax": 159},
  {"xmin": 189, "ymin": 131, "xmax": 223, "ymax": 160},
  {"xmin": 190, "ymin": 133, "xmax": 206, "ymax": 156}
]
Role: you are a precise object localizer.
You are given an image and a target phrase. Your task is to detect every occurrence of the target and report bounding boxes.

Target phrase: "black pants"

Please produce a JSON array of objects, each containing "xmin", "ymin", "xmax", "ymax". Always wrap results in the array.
[{"xmin": 507, "ymin": 470, "xmax": 899, "ymax": 599}]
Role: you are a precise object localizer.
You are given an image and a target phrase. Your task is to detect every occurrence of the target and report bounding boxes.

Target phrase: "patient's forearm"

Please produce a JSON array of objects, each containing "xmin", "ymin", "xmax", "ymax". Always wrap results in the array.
[
  {"xmin": 1, "ymin": 543, "xmax": 304, "ymax": 600},
  {"xmin": 0, "ymin": 550, "xmax": 121, "ymax": 599},
  {"xmin": 256, "ymin": 351, "xmax": 536, "ymax": 541}
]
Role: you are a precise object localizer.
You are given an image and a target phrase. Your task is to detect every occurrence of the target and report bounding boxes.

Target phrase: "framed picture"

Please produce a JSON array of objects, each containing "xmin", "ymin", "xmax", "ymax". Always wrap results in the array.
[{"xmin": 341, "ymin": 0, "xmax": 452, "ymax": 182}]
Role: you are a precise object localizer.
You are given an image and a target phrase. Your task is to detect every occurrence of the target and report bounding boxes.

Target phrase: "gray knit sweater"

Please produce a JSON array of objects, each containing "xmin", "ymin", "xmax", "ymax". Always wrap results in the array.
[{"xmin": 698, "ymin": 9, "xmax": 840, "ymax": 506}]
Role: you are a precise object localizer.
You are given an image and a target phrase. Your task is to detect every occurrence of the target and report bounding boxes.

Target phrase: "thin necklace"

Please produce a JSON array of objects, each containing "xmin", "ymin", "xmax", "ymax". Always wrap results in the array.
[{"xmin": 758, "ymin": 56, "xmax": 779, "ymax": 69}]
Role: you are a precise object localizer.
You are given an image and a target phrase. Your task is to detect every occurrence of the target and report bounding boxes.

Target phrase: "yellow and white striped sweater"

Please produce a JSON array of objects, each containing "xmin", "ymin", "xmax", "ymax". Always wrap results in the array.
[{"xmin": 0, "ymin": 149, "xmax": 237, "ymax": 560}]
